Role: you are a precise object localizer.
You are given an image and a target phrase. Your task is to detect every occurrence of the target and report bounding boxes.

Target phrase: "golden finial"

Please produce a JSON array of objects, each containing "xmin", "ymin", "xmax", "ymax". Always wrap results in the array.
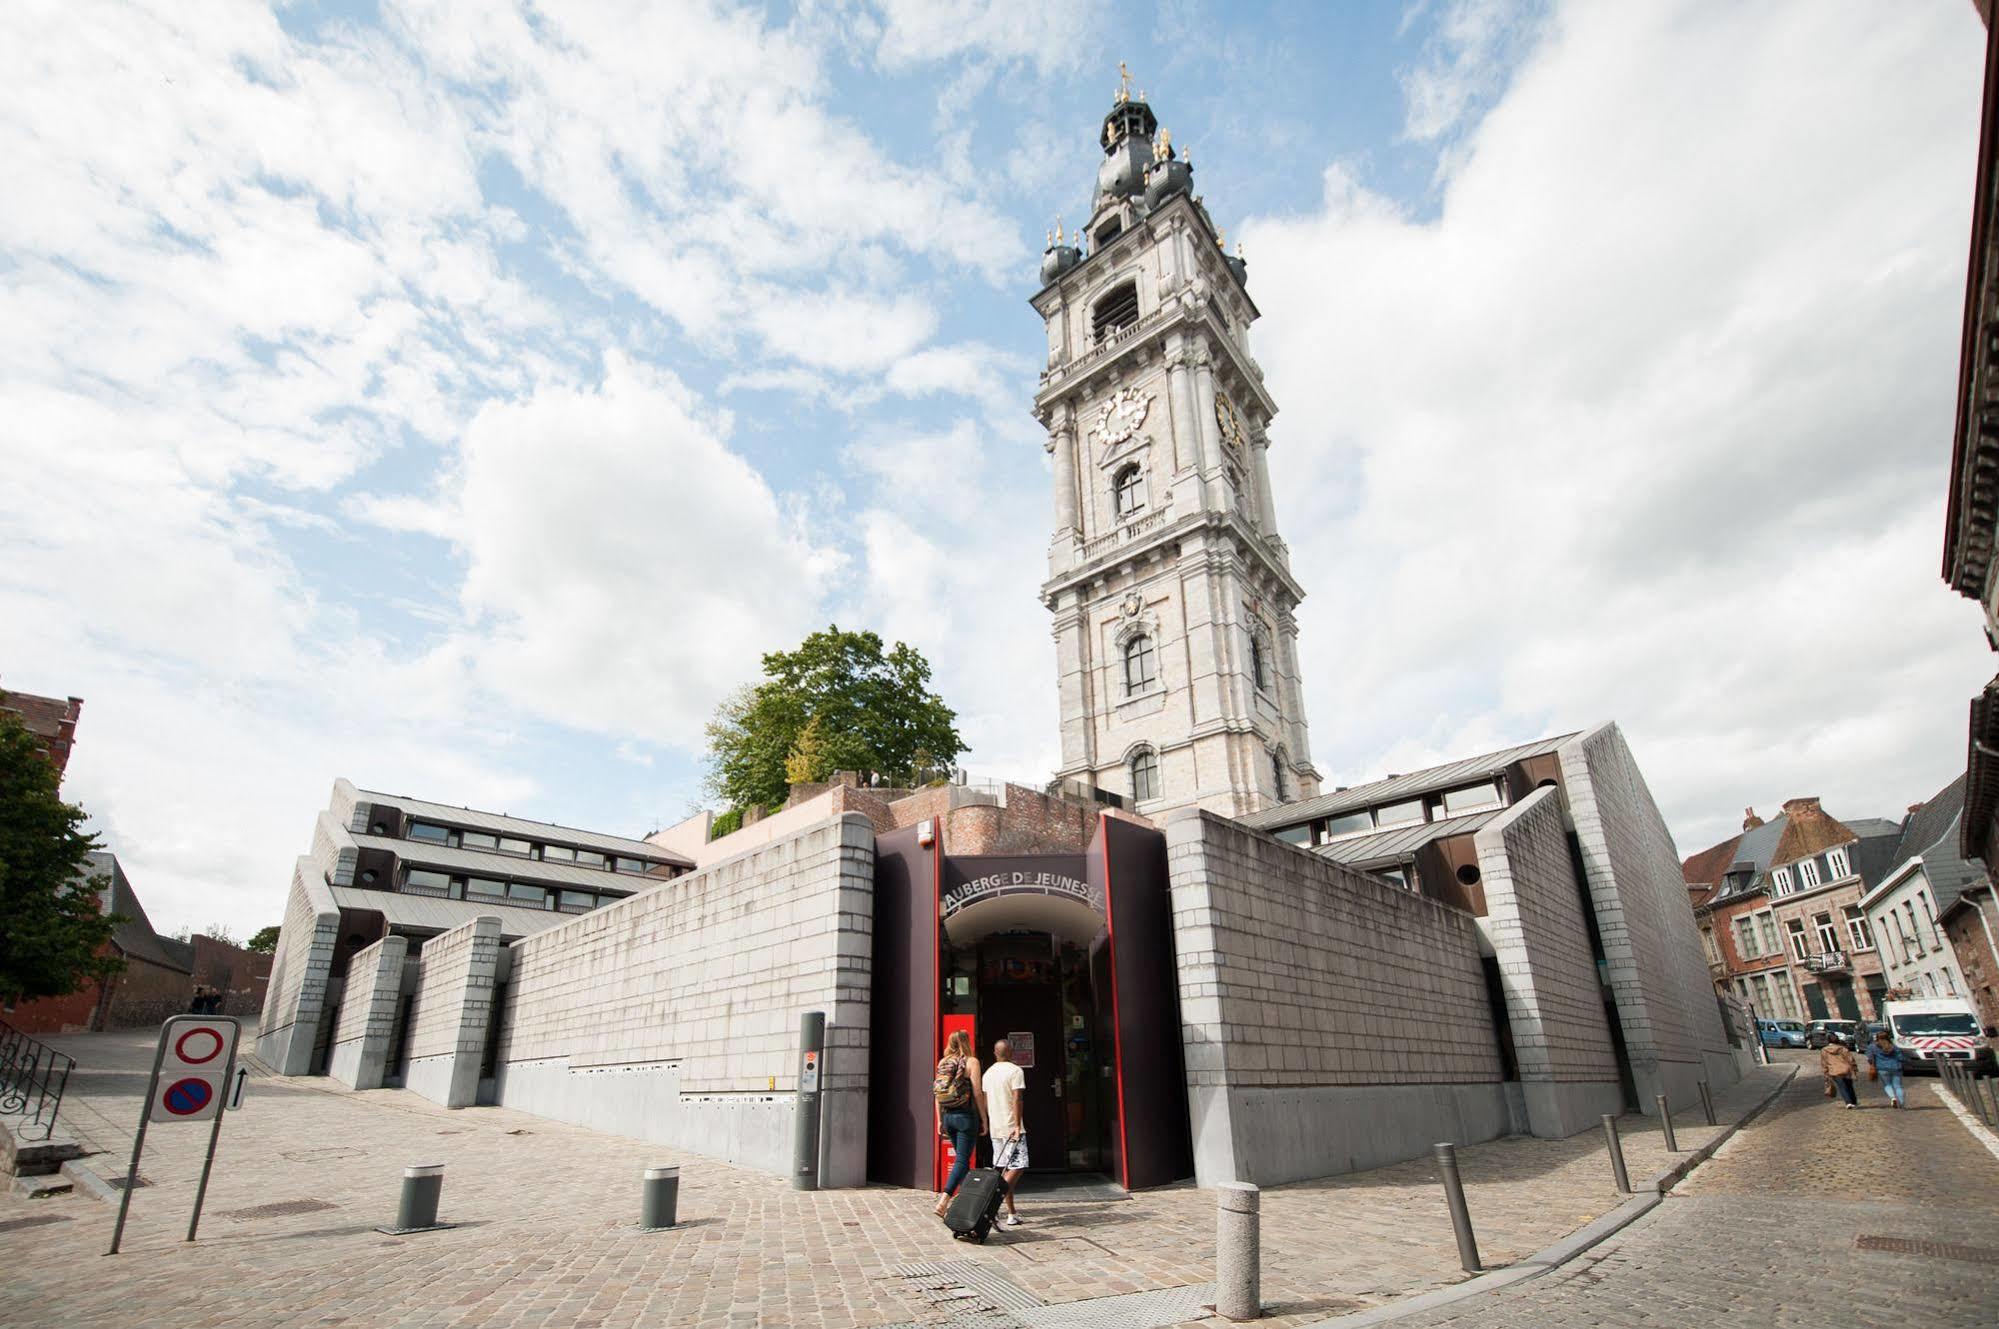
[
  {"xmin": 1153, "ymin": 128, "xmax": 1171, "ymax": 163},
  {"xmin": 1055, "ymin": 216, "xmax": 1065, "ymax": 246},
  {"xmin": 1183, "ymin": 144, "xmax": 1192, "ymax": 168},
  {"xmin": 1046, "ymin": 227, "xmax": 1054, "ymax": 248},
  {"xmin": 1116, "ymin": 60, "xmax": 1133, "ymax": 104},
  {"xmin": 1216, "ymin": 227, "xmax": 1227, "ymax": 249}
]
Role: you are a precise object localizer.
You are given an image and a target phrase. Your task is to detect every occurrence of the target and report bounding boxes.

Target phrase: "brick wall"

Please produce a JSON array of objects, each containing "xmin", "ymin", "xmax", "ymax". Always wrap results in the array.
[
  {"xmin": 1166, "ymin": 809, "xmax": 1512, "ymax": 1183},
  {"xmin": 191, "ymin": 935, "xmax": 272, "ymax": 1017},
  {"xmin": 3, "ymin": 965, "xmax": 107, "ymax": 1034},
  {"xmin": 404, "ymin": 915, "xmax": 501, "ymax": 1108},
  {"xmin": 1475, "ymin": 787, "xmax": 1619, "ymax": 1084},
  {"xmin": 102, "ymin": 956, "xmax": 193, "ymax": 1028},
  {"xmin": 1946, "ymin": 900, "xmax": 1999, "ymax": 1032},
  {"xmin": 493, "ymin": 813, "xmax": 875, "ymax": 1183},
  {"xmin": 1560, "ymin": 724, "xmax": 1735, "ymax": 1107}
]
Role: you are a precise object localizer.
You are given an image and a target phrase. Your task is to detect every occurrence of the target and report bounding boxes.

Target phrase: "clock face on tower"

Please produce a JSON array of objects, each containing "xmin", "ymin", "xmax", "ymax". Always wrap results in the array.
[
  {"xmin": 1214, "ymin": 392, "xmax": 1246, "ymax": 454},
  {"xmin": 1091, "ymin": 386, "xmax": 1153, "ymax": 459}
]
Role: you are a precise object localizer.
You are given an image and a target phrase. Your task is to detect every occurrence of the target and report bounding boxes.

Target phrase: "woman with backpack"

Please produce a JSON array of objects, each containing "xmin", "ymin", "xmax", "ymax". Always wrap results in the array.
[{"xmin": 931, "ymin": 1030, "xmax": 988, "ymax": 1218}]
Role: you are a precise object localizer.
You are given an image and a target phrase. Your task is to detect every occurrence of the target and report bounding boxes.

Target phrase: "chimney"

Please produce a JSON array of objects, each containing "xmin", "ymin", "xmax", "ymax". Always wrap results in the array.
[
  {"xmin": 1780, "ymin": 796, "xmax": 1824, "ymax": 819},
  {"xmin": 1907, "ymin": 802, "xmax": 1924, "ymax": 816},
  {"xmin": 1742, "ymin": 807, "xmax": 1764, "ymax": 830}
]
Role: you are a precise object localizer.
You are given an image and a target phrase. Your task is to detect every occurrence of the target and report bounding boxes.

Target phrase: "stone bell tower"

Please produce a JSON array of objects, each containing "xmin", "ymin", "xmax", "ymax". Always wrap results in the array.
[{"xmin": 1032, "ymin": 70, "xmax": 1321, "ymax": 818}]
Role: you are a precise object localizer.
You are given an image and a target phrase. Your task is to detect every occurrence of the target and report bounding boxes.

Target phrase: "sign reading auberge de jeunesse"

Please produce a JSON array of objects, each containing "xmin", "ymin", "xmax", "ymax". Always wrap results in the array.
[{"xmin": 941, "ymin": 855, "xmax": 1100, "ymax": 919}]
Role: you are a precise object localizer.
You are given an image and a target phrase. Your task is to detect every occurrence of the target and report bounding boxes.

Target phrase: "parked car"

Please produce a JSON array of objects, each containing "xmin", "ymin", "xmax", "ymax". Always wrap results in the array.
[
  {"xmin": 1805, "ymin": 1019, "xmax": 1859, "ymax": 1049},
  {"xmin": 1756, "ymin": 1018, "xmax": 1808, "ymax": 1048},
  {"xmin": 1881, "ymin": 998, "xmax": 1998, "ymax": 1075}
]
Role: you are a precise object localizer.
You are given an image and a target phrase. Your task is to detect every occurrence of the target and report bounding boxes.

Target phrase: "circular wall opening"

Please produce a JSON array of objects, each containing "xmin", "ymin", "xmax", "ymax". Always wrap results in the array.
[
  {"xmin": 1456, "ymin": 863, "xmax": 1482, "ymax": 887},
  {"xmin": 372, "ymin": 822, "xmax": 386, "ymax": 834},
  {"xmin": 360, "ymin": 869, "xmax": 378, "ymax": 883}
]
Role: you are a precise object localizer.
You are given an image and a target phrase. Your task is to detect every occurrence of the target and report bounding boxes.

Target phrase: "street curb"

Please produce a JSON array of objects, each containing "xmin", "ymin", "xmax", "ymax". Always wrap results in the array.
[
  {"xmin": 1301, "ymin": 1064, "xmax": 1798, "ymax": 1329},
  {"xmin": 1644, "ymin": 1063, "xmax": 1797, "ymax": 1195},
  {"xmin": 59, "ymin": 1159, "xmax": 120, "ymax": 1205}
]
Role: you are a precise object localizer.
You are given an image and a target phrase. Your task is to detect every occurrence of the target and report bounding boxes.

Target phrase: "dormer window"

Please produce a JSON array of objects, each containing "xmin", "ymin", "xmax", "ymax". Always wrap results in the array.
[
  {"xmin": 1092, "ymin": 281, "xmax": 1140, "ymax": 343},
  {"xmin": 1113, "ymin": 463, "xmax": 1144, "ymax": 516},
  {"xmin": 1772, "ymin": 866, "xmax": 1793, "ymax": 895},
  {"xmin": 1826, "ymin": 845, "xmax": 1850, "ymax": 878},
  {"xmin": 1797, "ymin": 857, "xmax": 1821, "ymax": 889}
]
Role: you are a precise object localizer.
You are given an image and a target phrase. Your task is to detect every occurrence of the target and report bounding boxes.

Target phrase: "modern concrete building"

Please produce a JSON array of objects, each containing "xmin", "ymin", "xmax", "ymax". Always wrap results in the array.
[
  {"xmin": 257, "ymin": 778, "xmax": 693, "ymax": 1080},
  {"xmin": 1034, "ymin": 76, "xmax": 1320, "ymax": 818}
]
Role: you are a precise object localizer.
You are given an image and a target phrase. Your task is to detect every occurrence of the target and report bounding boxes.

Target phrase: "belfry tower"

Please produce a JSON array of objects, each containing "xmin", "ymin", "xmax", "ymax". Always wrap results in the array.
[{"xmin": 1033, "ymin": 72, "xmax": 1321, "ymax": 818}]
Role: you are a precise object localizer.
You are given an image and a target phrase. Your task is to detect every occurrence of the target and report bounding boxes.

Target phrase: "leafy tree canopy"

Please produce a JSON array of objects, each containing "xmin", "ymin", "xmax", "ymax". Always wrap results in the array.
[
  {"xmin": 0, "ymin": 711, "xmax": 123, "ymax": 1002},
  {"xmin": 704, "ymin": 625, "xmax": 966, "ymax": 814},
  {"xmin": 247, "ymin": 925, "xmax": 282, "ymax": 954}
]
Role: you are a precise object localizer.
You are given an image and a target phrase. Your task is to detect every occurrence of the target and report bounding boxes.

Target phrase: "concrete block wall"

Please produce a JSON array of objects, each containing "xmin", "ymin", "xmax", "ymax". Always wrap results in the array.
[
  {"xmin": 255, "ymin": 860, "xmax": 341, "ymax": 1075},
  {"xmin": 1474, "ymin": 786, "xmax": 1623, "ymax": 1137},
  {"xmin": 403, "ymin": 915, "xmax": 502, "ymax": 1109},
  {"xmin": 1166, "ymin": 809, "xmax": 1511, "ymax": 1185},
  {"xmin": 494, "ymin": 813, "xmax": 876, "ymax": 1186},
  {"xmin": 327, "ymin": 934, "xmax": 408, "ymax": 1091},
  {"xmin": 1560, "ymin": 725, "xmax": 1738, "ymax": 1110}
]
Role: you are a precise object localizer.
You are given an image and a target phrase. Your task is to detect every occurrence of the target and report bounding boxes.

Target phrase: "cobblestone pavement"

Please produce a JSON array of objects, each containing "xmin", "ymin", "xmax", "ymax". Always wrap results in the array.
[
  {"xmin": 1389, "ymin": 1053, "xmax": 1999, "ymax": 1328},
  {"xmin": 0, "ymin": 1028, "xmax": 1784, "ymax": 1328}
]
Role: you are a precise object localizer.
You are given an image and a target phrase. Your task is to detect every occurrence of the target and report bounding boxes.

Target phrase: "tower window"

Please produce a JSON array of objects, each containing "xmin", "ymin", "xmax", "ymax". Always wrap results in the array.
[
  {"xmin": 1249, "ymin": 633, "xmax": 1268, "ymax": 691},
  {"xmin": 1123, "ymin": 634, "xmax": 1157, "ymax": 695},
  {"xmin": 1092, "ymin": 282, "xmax": 1140, "ymax": 343},
  {"xmin": 1271, "ymin": 751, "xmax": 1287, "ymax": 801},
  {"xmin": 1130, "ymin": 749, "xmax": 1160, "ymax": 802},
  {"xmin": 1113, "ymin": 463, "xmax": 1145, "ymax": 516}
]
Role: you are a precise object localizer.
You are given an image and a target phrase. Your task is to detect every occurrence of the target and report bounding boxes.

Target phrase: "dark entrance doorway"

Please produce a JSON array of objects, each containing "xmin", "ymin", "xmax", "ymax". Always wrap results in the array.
[
  {"xmin": 973, "ymin": 938, "xmax": 1073, "ymax": 1169},
  {"xmin": 1804, "ymin": 983, "xmax": 1830, "ymax": 1020}
]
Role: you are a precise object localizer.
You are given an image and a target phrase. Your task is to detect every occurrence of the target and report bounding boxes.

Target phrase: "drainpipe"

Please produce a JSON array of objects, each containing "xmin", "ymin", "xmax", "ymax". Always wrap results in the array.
[{"xmin": 1973, "ymin": 888, "xmax": 1999, "ymax": 998}]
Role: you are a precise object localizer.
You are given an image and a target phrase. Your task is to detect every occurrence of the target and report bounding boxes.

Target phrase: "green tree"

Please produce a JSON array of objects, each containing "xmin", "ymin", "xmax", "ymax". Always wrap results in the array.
[
  {"xmin": 704, "ymin": 625, "xmax": 967, "ymax": 813},
  {"xmin": 0, "ymin": 711, "xmax": 123, "ymax": 1003},
  {"xmin": 246, "ymin": 925, "xmax": 282, "ymax": 954}
]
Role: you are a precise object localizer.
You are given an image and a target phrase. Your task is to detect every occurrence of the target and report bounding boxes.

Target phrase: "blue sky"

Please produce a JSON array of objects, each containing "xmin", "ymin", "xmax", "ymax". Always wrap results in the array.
[{"xmin": 3, "ymin": 1, "xmax": 1992, "ymax": 937}]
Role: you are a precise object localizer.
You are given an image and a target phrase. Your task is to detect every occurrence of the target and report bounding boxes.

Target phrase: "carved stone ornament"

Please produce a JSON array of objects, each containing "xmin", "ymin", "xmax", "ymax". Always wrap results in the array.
[
  {"xmin": 1120, "ymin": 592, "xmax": 1144, "ymax": 619},
  {"xmin": 1090, "ymin": 385, "xmax": 1154, "ymax": 460}
]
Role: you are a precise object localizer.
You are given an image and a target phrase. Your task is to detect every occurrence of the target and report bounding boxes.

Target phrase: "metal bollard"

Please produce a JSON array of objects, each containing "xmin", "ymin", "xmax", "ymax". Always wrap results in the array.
[
  {"xmin": 792, "ymin": 1011, "xmax": 826, "ymax": 1192},
  {"xmin": 1601, "ymin": 1114, "xmax": 1631, "ymax": 1194},
  {"xmin": 376, "ymin": 1163, "xmax": 452, "ymax": 1235},
  {"xmin": 1432, "ymin": 1143, "xmax": 1482, "ymax": 1273},
  {"xmin": 1696, "ymin": 1080, "xmax": 1716, "ymax": 1127},
  {"xmin": 1980, "ymin": 1076, "xmax": 1999, "ymax": 1129},
  {"xmin": 639, "ymin": 1165, "xmax": 680, "ymax": 1230},
  {"xmin": 1215, "ymin": 1181, "xmax": 1261, "ymax": 1321},
  {"xmin": 1655, "ymin": 1095, "xmax": 1679, "ymax": 1152}
]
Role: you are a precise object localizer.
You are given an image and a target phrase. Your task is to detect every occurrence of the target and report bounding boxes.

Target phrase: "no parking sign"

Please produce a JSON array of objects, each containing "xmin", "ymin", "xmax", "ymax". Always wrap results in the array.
[{"xmin": 109, "ymin": 1014, "xmax": 244, "ymax": 1256}]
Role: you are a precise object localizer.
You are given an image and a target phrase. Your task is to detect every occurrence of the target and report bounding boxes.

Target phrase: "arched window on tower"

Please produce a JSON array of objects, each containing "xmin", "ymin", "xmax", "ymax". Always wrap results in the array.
[
  {"xmin": 1123, "ymin": 634, "xmax": 1157, "ymax": 695},
  {"xmin": 1092, "ymin": 281, "xmax": 1140, "ymax": 344},
  {"xmin": 1130, "ymin": 748, "xmax": 1160, "ymax": 803},
  {"xmin": 1113, "ymin": 463, "xmax": 1144, "ymax": 517},
  {"xmin": 1271, "ymin": 749, "xmax": 1288, "ymax": 802},
  {"xmin": 1249, "ymin": 632, "xmax": 1269, "ymax": 692}
]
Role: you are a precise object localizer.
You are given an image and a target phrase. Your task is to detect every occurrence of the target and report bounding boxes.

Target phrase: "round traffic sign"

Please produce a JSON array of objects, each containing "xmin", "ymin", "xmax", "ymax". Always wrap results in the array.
[
  {"xmin": 175, "ymin": 1026, "xmax": 225, "ymax": 1065},
  {"xmin": 163, "ymin": 1077, "xmax": 214, "ymax": 1116}
]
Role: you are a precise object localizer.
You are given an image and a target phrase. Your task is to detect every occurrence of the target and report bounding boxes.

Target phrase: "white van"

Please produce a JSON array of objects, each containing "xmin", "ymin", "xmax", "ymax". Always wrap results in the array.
[{"xmin": 1880, "ymin": 998, "xmax": 1996, "ymax": 1075}]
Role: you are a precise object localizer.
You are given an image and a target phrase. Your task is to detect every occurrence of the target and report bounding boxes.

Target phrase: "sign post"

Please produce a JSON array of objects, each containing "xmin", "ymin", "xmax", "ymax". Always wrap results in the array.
[{"xmin": 107, "ymin": 1015, "xmax": 241, "ymax": 1256}]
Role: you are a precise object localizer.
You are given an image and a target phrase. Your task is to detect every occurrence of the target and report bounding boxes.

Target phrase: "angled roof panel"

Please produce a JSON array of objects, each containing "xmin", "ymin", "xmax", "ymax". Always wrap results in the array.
[
  {"xmin": 1242, "ymin": 732, "xmax": 1579, "ymax": 831},
  {"xmin": 1310, "ymin": 807, "xmax": 1509, "ymax": 866}
]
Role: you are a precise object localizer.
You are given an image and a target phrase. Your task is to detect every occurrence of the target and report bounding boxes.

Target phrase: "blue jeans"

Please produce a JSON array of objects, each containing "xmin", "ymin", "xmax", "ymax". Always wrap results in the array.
[
  {"xmin": 940, "ymin": 1109, "xmax": 979, "ymax": 1195},
  {"xmin": 1878, "ymin": 1068, "xmax": 1905, "ymax": 1106},
  {"xmin": 1831, "ymin": 1076, "xmax": 1856, "ymax": 1105}
]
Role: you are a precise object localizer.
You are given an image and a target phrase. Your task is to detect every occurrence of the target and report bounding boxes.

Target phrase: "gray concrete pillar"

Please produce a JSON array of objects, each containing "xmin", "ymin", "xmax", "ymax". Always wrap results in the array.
[{"xmin": 1216, "ymin": 1181, "xmax": 1261, "ymax": 1321}]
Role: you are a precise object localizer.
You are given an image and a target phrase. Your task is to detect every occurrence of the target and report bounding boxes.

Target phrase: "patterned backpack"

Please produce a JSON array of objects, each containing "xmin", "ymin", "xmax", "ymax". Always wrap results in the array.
[{"xmin": 932, "ymin": 1053, "xmax": 971, "ymax": 1108}]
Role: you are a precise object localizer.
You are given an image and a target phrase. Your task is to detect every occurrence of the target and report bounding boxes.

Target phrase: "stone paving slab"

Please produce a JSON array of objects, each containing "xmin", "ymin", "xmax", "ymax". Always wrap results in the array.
[{"xmin": 0, "ymin": 1028, "xmax": 1785, "ymax": 1328}]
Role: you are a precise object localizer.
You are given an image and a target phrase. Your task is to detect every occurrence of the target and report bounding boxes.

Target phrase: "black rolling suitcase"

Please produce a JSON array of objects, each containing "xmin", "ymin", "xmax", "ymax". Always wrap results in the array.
[{"xmin": 943, "ymin": 1168, "xmax": 1007, "ymax": 1243}]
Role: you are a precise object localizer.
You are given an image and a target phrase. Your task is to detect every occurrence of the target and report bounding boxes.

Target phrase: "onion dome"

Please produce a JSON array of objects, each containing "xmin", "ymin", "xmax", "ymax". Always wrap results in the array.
[
  {"xmin": 1096, "ymin": 66, "xmax": 1158, "ymax": 201},
  {"xmin": 1225, "ymin": 251, "xmax": 1248, "ymax": 287},
  {"xmin": 1144, "ymin": 131, "xmax": 1192, "ymax": 209},
  {"xmin": 1040, "ymin": 235, "xmax": 1081, "ymax": 285}
]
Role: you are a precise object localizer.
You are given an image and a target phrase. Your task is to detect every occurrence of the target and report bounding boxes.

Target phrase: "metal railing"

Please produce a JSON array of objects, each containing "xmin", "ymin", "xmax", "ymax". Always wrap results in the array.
[{"xmin": 0, "ymin": 1019, "xmax": 76, "ymax": 1141}]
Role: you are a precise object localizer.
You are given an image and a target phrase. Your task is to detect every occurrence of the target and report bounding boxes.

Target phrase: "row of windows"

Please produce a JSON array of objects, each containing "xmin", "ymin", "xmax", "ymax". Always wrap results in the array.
[
  {"xmin": 1120, "ymin": 630, "xmax": 1274, "ymax": 699},
  {"xmin": 1768, "ymin": 845, "xmax": 1851, "ymax": 896},
  {"xmin": 398, "ymin": 868, "xmax": 618, "ymax": 915},
  {"xmin": 1885, "ymin": 890, "xmax": 1942, "ymax": 970},
  {"xmin": 1736, "ymin": 971, "xmax": 1802, "ymax": 1021},
  {"xmin": 1126, "ymin": 746, "xmax": 1285, "ymax": 805},
  {"xmin": 1270, "ymin": 780, "xmax": 1509, "ymax": 849},
  {"xmin": 1780, "ymin": 907, "xmax": 1874, "ymax": 960},
  {"xmin": 400, "ymin": 819, "xmax": 659, "ymax": 876}
]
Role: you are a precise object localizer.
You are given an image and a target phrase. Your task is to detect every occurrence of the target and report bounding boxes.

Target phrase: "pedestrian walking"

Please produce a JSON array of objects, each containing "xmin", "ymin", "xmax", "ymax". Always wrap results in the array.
[
  {"xmin": 982, "ymin": 1038, "xmax": 1028, "ymax": 1228},
  {"xmin": 931, "ymin": 1030, "xmax": 987, "ymax": 1218},
  {"xmin": 1819, "ymin": 1034, "xmax": 1858, "ymax": 1108},
  {"xmin": 1865, "ymin": 1030, "xmax": 1907, "ymax": 1108}
]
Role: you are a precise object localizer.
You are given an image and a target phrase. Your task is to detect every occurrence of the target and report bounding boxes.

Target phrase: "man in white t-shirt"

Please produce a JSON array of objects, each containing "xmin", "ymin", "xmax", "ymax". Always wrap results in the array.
[{"xmin": 982, "ymin": 1040, "xmax": 1028, "ymax": 1227}]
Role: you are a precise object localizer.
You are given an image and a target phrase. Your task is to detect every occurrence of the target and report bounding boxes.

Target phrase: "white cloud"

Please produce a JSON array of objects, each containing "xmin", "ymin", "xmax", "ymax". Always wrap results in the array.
[
  {"xmin": 451, "ymin": 356, "xmax": 839, "ymax": 749},
  {"xmin": 1249, "ymin": 0, "xmax": 1993, "ymax": 853},
  {"xmin": 1398, "ymin": 0, "xmax": 1544, "ymax": 145}
]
